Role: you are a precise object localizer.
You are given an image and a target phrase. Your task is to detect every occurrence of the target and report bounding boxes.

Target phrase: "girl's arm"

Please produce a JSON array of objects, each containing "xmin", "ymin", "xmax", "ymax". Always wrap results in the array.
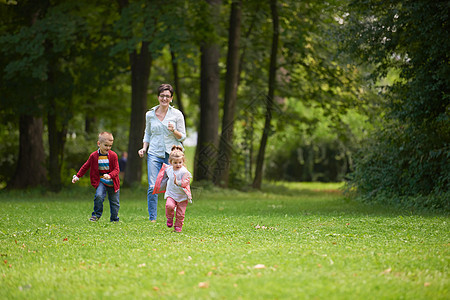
[{"xmin": 179, "ymin": 172, "xmax": 192, "ymax": 188}]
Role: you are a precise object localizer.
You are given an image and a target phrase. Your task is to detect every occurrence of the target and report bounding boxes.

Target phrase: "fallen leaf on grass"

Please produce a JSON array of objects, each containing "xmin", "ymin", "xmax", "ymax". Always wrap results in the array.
[
  {"xmin": 153, "ymin": 286, "xmax": 159, "ymax": 291},
  {"xmin": 381, "ymin": 268, "xmax": 392, "ymax": 275},
  {"xmin": 424, "ymin": 282, "xmax": 431, "ymax": 287},
  {"xmin": 253, "ymin": 264, "xmax": 266, "ymax": 269},
  {"xmin": 18, "ymin": 284, "xmax": 32, "ymax": 291},
  {"xmin": 198, "ymin": 282, "xmax": 209, "ymax": 288}
]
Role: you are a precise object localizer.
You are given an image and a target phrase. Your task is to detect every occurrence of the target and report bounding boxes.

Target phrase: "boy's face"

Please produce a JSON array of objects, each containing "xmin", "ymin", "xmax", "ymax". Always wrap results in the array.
[
  {"xmin": 98, "ymin": 140, "xmax": 113, "ymax": 155},
  {"xmin": 171, "ymin": 158, "xmax": 183, "ymax": 171}
]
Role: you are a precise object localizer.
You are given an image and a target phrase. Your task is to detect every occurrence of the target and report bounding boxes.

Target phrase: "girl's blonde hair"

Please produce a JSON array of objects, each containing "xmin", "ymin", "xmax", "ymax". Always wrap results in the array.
[{"xmin": 169, "ymin": 145, "xmax": 185, "ymax": 165}]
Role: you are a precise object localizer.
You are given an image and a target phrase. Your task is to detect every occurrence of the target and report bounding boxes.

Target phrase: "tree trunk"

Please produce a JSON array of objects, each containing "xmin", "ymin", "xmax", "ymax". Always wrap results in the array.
[
  {"xmin": 124, "ymin": 42, "xmax": 152, "ymax": 187},
  {"xmin": 47, "ymin": 102, "xmax": 68, "ymax": 192},
  {"xmin": 171, "ymin": 50, "xmax": 184, "ymax": 115},
  {"xmin": 8, "ymin": 115, "xmax": 47, "ymax": 189},
  {"xmin": 194, "ymin": 0, "xmax": 221, "ymax": 182},
  {"xmin": 116, "ymin": 0, "xmax": 152, "ymax": 187},
  {"xmin": 84, "ymin": 98, "xmax": 96, "ymax": 134},
  {"xmin": 252, "ymin": 0, "xmax": 279, "ymax": 189},
  {"xmin": 214, "ymin": 0, "xmax": 242, "ymax": 187}
]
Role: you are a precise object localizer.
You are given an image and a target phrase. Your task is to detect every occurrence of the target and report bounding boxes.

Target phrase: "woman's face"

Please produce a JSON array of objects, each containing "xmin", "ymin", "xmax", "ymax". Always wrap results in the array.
[{"xmin": 158, "ymin": 90, "xmax": 172, "ymax": 107}]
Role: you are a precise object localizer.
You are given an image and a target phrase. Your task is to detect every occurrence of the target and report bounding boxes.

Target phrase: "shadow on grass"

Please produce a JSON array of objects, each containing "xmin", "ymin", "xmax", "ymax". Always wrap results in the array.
[
  {"xmin": 0, "ymin": 182, "xmax": 447, "ymax": 218},
  {"xmin": 190, "ymin": 181, "xmax": 449, "ymax": 218}
]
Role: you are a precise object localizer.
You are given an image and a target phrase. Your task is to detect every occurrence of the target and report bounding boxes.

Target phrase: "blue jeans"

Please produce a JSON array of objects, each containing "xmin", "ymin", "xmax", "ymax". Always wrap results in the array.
[
  {"xmin": 147, "ymin": 153, "xmax": 169, "ymax": 221},
  {"xmin": 93, "ymin": 182, "xmax": 120, "ymax": 221}
]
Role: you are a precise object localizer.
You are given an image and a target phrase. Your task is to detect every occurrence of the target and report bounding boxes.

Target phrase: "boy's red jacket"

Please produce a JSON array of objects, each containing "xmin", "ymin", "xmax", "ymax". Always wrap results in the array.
[{"xmin": 76, "ymin": 150, "xmax": 120, "ymax": 192}]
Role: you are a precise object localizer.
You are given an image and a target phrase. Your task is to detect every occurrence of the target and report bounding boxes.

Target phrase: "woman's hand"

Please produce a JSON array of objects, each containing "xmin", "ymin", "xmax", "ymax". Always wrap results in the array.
[
  {"xmin": 168, "ymin": 122, "xmax": 175, "ymax": 132},
  {"xmin": 138, "ymin": 148, "xmax": 146, "ymax": 158}
]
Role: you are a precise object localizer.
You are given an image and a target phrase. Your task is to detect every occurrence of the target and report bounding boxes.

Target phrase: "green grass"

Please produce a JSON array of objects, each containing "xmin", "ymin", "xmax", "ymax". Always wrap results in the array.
[{"xmin": 0, "ymin": 182, "xmax": 448, "ymax": 299}]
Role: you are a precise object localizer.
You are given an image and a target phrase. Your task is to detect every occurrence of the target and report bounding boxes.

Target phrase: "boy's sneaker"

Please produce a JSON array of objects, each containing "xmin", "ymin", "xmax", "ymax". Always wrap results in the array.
[
  {"xmin": 167, "ymin": 218, "xmax": 173, "ymax": 228},
  {"xmin": 174, "ymin": 226, "xmax": 182, "ymax": 233},
  {"xmin": 89, "ymin": 216, "xmax": 99, "ymax": 222}
]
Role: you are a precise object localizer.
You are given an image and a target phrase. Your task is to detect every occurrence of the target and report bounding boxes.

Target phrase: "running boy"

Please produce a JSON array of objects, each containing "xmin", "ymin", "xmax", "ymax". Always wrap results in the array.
[
  {"xmin": 72, "ymin": 132, "xmax": 120, "ymax": 222},
  {"xmin": 153, "ymin": 145, "xmax": 192, "ymax": 232}
]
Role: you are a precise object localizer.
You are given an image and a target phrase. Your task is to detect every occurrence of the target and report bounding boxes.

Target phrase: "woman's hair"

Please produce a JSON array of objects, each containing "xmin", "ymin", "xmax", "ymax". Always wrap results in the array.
[
  {"xmin": 158, "ymin": 83, "xmax": 174, "ymax": 97},
  {"xmin": 169, "ymin": 145, "xmax": 185, "ymax": 164}
]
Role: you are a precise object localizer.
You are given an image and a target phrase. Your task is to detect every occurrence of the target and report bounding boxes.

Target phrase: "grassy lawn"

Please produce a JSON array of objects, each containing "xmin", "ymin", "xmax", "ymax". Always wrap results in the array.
[{"xmin": 0, "ymin": 182, "xmax": 448, "ymax": 299}]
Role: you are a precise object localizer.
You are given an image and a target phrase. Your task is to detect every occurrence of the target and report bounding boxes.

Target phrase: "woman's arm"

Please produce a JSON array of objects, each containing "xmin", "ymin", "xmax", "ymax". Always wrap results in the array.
[
  {"xmin": 138, "ymin": 142, "xmax": 149, "ymax": 158},
  {"xmin": 173, "ymin": 111, "xmax": 186, "ymax": 142}
]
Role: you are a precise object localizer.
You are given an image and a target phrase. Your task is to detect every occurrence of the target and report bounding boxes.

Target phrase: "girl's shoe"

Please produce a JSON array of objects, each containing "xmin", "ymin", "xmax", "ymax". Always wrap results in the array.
[
  {"xmin": 167, "ymin": 218, "xmax": 173, "ymax": 228},
  {"xmin": 174, "ymin": 226, "xmax": 182, "ymax": 233}
]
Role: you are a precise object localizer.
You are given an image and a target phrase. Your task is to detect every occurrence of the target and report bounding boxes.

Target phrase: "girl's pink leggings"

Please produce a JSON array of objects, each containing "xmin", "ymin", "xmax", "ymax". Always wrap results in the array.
[{"xmin": 165, "ymin": 197, "xmax": 188, "ymax": 228}]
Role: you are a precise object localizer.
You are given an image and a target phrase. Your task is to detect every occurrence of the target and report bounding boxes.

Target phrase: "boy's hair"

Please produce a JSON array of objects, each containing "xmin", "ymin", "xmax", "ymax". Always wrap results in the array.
[
  {"xmin": 98, "ymin": 132, "xmax": 114, "ymax": 143},
  {"xmin": 169, "ymin": 145, "xmax": 185, "ymax": 164}
]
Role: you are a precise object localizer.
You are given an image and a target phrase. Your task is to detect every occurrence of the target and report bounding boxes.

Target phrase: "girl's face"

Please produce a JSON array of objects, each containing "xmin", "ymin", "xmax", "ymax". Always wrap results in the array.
[{"xmin": 171, "ymin": 157, "xmax": 184, "ymax": 171}]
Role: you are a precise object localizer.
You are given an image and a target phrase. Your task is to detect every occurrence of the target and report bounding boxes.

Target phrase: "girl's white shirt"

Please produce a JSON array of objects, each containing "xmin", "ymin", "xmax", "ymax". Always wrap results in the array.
[{"xmin": 165, "ymin": 165, "xmax": 192, "ymax": 202}]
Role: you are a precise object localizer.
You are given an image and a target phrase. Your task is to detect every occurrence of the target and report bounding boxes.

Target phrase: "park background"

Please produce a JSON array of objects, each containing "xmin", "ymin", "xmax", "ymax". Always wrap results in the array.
[
  {"xmin": 0, "ymin": 0, "xmax": 448, "ymax": 210},
  {"xmin": 0, "ymin": 0, "xmax": 448, "ymax": 299}
]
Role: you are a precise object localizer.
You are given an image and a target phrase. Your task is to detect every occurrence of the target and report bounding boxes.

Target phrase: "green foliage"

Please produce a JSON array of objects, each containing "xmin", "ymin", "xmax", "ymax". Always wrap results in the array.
[
  {"xmin": 0, "ymin": 184, "xmax": 448, "ymax": 298},
  {"xmin": 347, "ymin": 122, "xmax": 450, "ymax": 211},
  {"xmin": 341, "ymin": 0, "xmax": 450, "ymax": 209},
  {"xmin": 264, "ymin": 100, "xmax": 372, "ymax": 182}
]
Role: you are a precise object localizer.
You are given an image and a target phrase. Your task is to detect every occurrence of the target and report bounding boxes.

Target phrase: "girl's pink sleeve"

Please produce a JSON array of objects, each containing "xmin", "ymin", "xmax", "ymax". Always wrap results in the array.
[
  {"xmin": 180, "ymin": 172, "xmax": 192, "ymax": 188},
  {"xmin": 153, "ymin": 163, "xmax": 169, "ymax": 194}
]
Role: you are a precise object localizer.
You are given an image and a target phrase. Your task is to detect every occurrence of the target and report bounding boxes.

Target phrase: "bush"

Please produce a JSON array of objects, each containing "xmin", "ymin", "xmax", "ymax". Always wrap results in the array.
[
  {"xmin": 347, "ymin": 122, "xmax": 449, "ymax": 211},
  {"xmin": 265, "ymin": 138, "xmax": 352, "ymax": 182}
]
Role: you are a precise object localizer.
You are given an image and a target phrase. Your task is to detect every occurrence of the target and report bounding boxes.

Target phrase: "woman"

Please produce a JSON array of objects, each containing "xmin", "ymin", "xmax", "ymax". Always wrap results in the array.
[{"xmin": 138, "ymin": 83, "xmax": 186, "ymax": 222}]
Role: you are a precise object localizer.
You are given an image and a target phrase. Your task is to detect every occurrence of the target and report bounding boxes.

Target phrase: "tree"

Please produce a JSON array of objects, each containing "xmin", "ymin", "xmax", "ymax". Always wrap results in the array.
[
  {"xmin": 1, "ymin": 0, "xmax": 52, "ymax": 189},
  {"xmin": 214, "ymin": 0, "xmax": 242, "ymax": 187},
  {"xmin": 342, "ymin": 0, "xmax": 449, "ymax": 208},
  {"xmin": 194, "ymin": 0, "xmax": 222, "ymax": 182},
  {"xmin": 114, "ymin": 0, "xmax": 151, "ymax": 187},
  {"xmin": 252, "ymin": 0, "xmax": 279, "ymax": 189}
]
